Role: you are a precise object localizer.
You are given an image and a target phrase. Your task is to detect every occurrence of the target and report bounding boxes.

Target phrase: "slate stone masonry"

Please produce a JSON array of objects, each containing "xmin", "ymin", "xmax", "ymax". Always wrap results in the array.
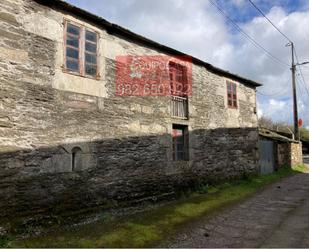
[{"xmin": 0, "ymin": 0, "xmax": 260, "ymax": 219}]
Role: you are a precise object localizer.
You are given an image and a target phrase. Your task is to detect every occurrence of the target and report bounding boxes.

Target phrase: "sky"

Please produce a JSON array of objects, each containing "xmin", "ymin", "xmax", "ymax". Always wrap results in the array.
[{"xmin": 66, "ymin": 0, "xmax": 309, "ymax": 128}]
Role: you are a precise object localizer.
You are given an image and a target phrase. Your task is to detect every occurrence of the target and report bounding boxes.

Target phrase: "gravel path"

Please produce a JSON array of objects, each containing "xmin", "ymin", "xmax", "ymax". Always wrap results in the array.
[{"xmin": 167, "ymin": 170, "xmax": 309, "ymax": 248}]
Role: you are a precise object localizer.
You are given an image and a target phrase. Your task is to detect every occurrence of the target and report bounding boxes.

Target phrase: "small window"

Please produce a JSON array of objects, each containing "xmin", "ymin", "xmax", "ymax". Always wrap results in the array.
[
  {"xmin": 71, "ymin": 147, "xmax": 82, "ymax": 171},
  {"xmin": 227, "ymin": 81, "xmax": 237, "ymax": 108},
  {"xmin": 64, "ymin": 20, "xmax": 98, "ymax": 78},
  {"xmin": 172, "ymin": 124, "xmax": 189, "ymax": 161}
]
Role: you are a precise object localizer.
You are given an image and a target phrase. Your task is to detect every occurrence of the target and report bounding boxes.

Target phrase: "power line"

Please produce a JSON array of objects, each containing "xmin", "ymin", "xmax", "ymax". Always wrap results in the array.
[
  {"xmin": 257, "ymin": 77, "xmax": 290, "ymax": 97},
  {"xmin": 246, "ymin": 0, "xmax": 305, "ymax": 138},
  {"xmin": 247, "ymin": 0, "xmax": 309, "ymax": 98},
  {"xmin": 296, "ymin": 77, "xmax": 309, "ymax": 110},
  {"xmin": 295, "ymin": 78, "xmax": 303, "ymax": 105},
  {"xmin": 297, "ymin": 64, "xmax": 309, "ymax": 70},
  {"xmin": 297, "ymin": 68, "xmax": 309, "ymax": 98},
  {"xmin": 208, "ymin": 0, "xmax": 290, "ymax": 68},
  {"xmin": 294, "ymin": 48, "xmax": 309, "ymax": 99},
  {"xmin": 296, "ymin": 76, "xmax": 309, "ymax": 107},
  {"xmin": 295, "ymin": 80, "xmax": 305, "ymax": 118},
  {"xmin": 297, "ymin": 72, "xmax": 309, "ymax": 104},
  {"xmin": 247, "ymin": 0, "xmax": 292, "ymax": 43},
  {"xmin": 257, "ymin": 90, "xmax": 287, "ymax": 97}
]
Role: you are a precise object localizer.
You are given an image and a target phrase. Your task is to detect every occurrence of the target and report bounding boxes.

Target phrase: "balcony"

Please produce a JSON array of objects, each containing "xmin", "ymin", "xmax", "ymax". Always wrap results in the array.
[{"xmin": 171, "ymin": 96, "xmax": 188, "ymax": 119}]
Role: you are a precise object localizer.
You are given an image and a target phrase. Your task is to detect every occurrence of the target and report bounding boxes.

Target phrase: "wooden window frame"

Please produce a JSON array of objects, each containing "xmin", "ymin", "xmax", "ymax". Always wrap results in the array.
[
  {"xmin": 169, "ymin": 61, "xmax": 188, "ymax": 97},
  {"xmin": 169, "ymin": 61, "xmax": 189, "ymax": 119},
  {"xmin": 226, "ymin": 81, "xmax": 238, "ymax": 109},
  {"xmin": 63, "ymin": 19, "xmax": 100, "ymax": 80},
  {"xmin": 172, "ymin": 124, "xmax": 189, "ymax": 161}
]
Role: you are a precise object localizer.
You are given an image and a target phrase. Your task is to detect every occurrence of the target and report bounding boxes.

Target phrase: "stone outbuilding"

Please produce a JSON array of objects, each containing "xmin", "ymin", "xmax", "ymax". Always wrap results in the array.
[
  {"xmin": 259, "ymin": 128, "xmax": 303, "ymax": 174},
  {"xmin": 0, "ymin": 0, "xmax": 261, "ymax": 219}
]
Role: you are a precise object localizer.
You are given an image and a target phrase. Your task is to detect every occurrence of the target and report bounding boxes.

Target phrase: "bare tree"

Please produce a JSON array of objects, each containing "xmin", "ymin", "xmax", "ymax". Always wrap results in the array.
[{"xmin": 258, "ymin": 117, "xmax": 275, "ymax": 129}]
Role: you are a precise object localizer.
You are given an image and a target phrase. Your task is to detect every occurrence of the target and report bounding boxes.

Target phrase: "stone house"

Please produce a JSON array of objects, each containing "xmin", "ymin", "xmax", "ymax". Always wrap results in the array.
[{"xmin": 0, "ymin": 0, "xmax": 261, "ymax": 219}]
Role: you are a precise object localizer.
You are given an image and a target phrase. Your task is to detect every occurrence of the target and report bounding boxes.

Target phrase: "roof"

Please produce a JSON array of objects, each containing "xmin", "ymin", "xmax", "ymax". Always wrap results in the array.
[
  {"xmin": 259, "ymin": 128, "xmax": 297, "ymax": 143},
  {"xmin": 33, "ymin": 0, "xmax": 262, "ymax": 88}
]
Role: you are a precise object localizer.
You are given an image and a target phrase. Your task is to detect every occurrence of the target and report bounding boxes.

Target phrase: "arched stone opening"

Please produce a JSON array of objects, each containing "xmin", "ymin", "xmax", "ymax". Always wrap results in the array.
[{"xmin": 71, "ymin": 147, "xmax": 82, "ymax": 171}]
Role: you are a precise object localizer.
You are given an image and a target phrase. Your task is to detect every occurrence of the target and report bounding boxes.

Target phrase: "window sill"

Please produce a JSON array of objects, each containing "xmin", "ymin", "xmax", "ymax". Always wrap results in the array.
[
  {"xmin": 171, "ymin": 116, "xmax": 189, "ymax": 120},
  {"xmin": 62, "ymin": 68, "xmax": 100, "ymax": 81}
]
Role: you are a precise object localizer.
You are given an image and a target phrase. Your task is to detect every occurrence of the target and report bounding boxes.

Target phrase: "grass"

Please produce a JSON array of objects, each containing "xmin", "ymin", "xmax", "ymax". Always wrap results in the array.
[
  {"xmin": 8, "ymin": 165, "xmax": 306, "ymax": 248},
  {"xmin": 0, "ymin": 235, "xmax": 14, "ymax": 248},
  {"xmin": 293, "ymin": 164, "xmax": 308, "ymax": 173},
  {"xmin": 300, "ymin": 128, "xmax": 309, "ymax": 141}
]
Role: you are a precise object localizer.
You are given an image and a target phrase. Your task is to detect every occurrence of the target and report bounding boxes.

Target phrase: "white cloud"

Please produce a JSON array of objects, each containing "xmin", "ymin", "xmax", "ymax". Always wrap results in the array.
[
  {"xmin": 270, "ymin": 99, "xmax": 286, "ymax": 108},
  {"xmin": 258, "ymin": 98, "xmax": 292, "ymax": 123}
]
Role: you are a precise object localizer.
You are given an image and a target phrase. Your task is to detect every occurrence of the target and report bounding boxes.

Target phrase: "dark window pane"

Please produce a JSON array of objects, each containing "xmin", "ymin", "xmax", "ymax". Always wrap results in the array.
[
  {"xmin": 228, "ymin": 100, "xmax": 232, "ymax": 106},
  {"xmin": 177, "ymin": 144, "xmax": 184, "ymax": 151},
  {"xmin": 176, "ymin": 140, "xmax": 181, "ymax": 145},
  {"xmin": 66, "ymin": 59, "xmax": 79, "ymax": 72},
  {"xmin": 67, "ymin": 35, "xmax": 79, "ymax": 48},
  {"xmin": 177, "ymin": 152, "xmax": 184, "ymax": 160},
  {"xmin": 85, "ymin": 42, "xmax": 97, "ymax": 53},
  {"xmin": 66, "ymin": 47, "xmax": 79, "ymax": 59},
  {"xmin": 85, "ymin": 53, "xmax": 97, "ymax": 64},
  {"xmin": 86, "ymin": 30, "xmax": 97, "ymax": 42},
  {"xmin": 67, "ymin": 23, "xmax": 80, "ymax": 36},
  {"xmin": 172, "ymin": 126, "xmax": 189, "ymax": 161},
  {"xmin": 85, "ymin": 63, "xmax": 97, "ymax": 76},
  {"xmin": 232, "ymin": 83, "xmax": 236, "ymax": 92},
  {"xmin": 233, "ymin": 101, "xmax": 237, "ymax": 107},
  {"xmin": 176, "ymin": 72, "xmax": 182, "ymax": 82}
]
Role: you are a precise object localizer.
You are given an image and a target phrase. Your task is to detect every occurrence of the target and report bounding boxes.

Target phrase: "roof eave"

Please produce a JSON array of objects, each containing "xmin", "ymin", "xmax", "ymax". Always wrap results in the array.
[{"xmin": 33, "ymin": 0, "xmax": 262, "ymax": 88}]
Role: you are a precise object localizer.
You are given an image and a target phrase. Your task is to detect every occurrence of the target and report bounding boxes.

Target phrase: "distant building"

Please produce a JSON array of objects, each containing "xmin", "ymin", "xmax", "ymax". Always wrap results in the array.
[{"xmin": 301, "ymin": 139, "xmax": 309, "ymax": 155}]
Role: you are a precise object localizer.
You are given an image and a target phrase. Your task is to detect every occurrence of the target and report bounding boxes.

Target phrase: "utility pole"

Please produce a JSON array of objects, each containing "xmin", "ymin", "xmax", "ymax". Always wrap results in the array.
[
  {"xmin": 288, "ymin": 42, "xmax": 299, "ymax": 141},
  {"xmin": 287, "ymin": 44, "xmax": 309, "ymax": 141}
]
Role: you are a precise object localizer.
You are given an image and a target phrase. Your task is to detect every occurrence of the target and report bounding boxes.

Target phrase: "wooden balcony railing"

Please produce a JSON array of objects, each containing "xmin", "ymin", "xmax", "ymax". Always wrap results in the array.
[{"xmin": 171, "ymin": 96, "xmax": 188, "ymax": 119}]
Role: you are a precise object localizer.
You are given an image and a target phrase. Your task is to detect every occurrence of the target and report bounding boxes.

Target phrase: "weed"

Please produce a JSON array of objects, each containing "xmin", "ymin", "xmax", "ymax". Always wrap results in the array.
[{"xmin": 0, "ymin": 235, "xmax": 14, "ymax": 248}]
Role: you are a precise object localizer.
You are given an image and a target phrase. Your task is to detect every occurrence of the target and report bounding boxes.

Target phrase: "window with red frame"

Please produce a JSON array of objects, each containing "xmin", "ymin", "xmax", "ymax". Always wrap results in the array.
[
  {"xmin": 172, "ymin": 124, "xmax": 189, "ymax": 161},
  {"xmin": 64, "ymin": 20, "xmax": 98, "ymax": 78},
  {"xmin": 169, "ymin": 62, "xmax": 188, "ymax": 96},
  {"xmin": 227, "ymin": 81, "xmax": 237, "ymax": 108}
]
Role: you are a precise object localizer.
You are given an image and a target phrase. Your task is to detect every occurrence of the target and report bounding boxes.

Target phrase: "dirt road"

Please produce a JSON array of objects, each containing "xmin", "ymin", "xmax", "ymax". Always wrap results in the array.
[{"xmin": 167, "ymin": 170, "xmax": 309, "ymax": 248}]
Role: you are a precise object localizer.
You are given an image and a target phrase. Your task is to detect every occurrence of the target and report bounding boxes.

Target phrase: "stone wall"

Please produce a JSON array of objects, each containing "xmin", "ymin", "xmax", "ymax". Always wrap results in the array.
[
  {"xmin": 0, "ymin": 0, "xmax": 259, "ymax": 219},
  {"xmin": 277, "ymin": 142, "xmax": 303, "ymax": 168},
  {"xmin": 277, "ymin": 143, "xmax": 290, "ymax": 168},
  {"xmin": 290, "ymin": 142, "xmax": 303, "ymax": 166}
]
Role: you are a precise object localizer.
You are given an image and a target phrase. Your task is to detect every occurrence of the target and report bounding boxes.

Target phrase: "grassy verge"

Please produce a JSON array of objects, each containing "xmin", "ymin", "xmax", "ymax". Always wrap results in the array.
[{"xmin": 8, "ymin": 166, "xmax": 306, "ymax": 248}]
